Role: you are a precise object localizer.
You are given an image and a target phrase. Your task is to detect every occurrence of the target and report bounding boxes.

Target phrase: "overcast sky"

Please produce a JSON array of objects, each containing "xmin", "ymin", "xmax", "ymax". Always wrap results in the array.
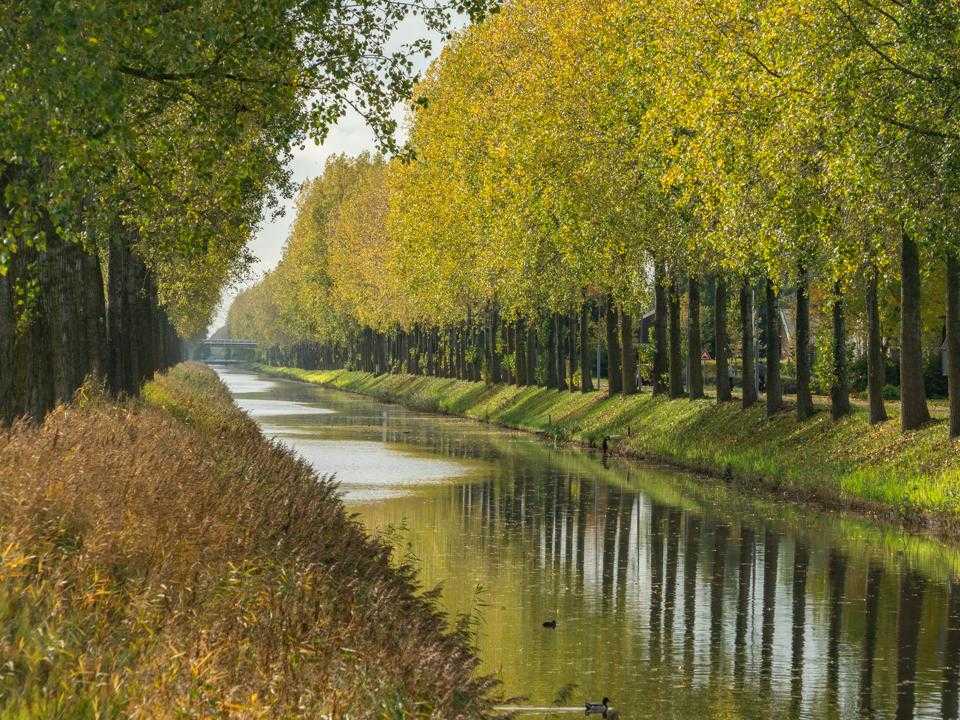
[{"xmin": 210, "ymin": 16, "xmax": 456, "ymax": 332}]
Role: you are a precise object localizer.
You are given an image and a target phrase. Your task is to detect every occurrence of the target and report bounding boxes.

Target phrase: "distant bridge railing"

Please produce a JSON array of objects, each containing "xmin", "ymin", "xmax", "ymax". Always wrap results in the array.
[{"xmin": 202, "ymin": 339, "xmax": 257, "ymax": 348}]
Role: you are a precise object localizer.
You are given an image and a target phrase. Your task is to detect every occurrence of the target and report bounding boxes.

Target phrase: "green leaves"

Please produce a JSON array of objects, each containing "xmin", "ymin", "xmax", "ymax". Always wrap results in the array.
[{"xmin": 2, "ymin": 0, "xmax": 490, "ymax": 332}]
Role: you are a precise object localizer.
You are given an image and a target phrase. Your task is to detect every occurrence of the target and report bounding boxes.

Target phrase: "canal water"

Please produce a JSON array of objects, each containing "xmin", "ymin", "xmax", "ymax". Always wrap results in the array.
[{"xmin": 216, "ymin": 366, "xmax": 960, "ymax": 719}]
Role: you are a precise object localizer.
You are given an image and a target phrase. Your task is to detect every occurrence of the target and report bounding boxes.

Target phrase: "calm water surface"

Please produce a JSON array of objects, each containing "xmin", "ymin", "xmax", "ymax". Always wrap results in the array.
[{"xmin": 216, "ymin": 365, "xmax": 960, "ymax": 720}]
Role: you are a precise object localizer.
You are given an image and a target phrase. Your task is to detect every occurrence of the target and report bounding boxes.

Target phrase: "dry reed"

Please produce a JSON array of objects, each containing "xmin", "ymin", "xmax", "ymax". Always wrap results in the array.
[{"xmin": 0, "ymin": 363, "xmax": 496, "ymax": 718}]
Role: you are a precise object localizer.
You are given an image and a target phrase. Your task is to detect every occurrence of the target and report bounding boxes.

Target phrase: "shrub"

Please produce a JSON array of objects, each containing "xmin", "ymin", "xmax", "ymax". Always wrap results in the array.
[
  {"xmin": 882, "ymin": 384, "xmax": 901, "ymax": 400},
  {"xmin": 923, "ymin": 349, "xmax": 948, "ymax": 399}
]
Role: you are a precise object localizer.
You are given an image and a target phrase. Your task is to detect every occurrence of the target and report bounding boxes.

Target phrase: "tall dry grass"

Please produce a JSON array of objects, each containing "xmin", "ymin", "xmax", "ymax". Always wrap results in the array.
[{"xmin": 0, "ymin": 363, "xmax": 496, "ymax": 719}]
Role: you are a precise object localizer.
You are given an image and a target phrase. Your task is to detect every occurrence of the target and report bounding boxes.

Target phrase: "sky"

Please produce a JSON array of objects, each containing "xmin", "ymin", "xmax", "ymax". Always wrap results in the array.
[{"xmin": 210, "ymin": 16, "xmax": 455, "ymax": 333}]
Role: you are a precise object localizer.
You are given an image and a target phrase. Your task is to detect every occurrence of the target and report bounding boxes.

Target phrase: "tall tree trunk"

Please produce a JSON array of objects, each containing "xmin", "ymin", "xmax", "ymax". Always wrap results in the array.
[
  {"xmin": 489, "ymin": 305, "xmax": 501, "ymax": 383},
  {"xmin": 687, "ymin": 277, "xmax": 704, "ymax": 399},
  {"xmin": 505, "ymin": 319, "xmax": 514, "ymax": 384},
  {"xmin": 547, "ymin": 315, "xmax": 558, "ymax": 388},
  {"xmin": 831, "ymin": 281, "xmax": 851, "ymax": 419},
  {"xmin": 653, "ymin": 262, "xmax": 668, "ymax": 395},
  {"xmin": 4, "ymin": 242, "xmax": 54, "ymax": 420},
  {"xmin": 669, "ymin": 278, "xmax": 684, "ymax": 398},
  {"xmin": 948, "ymin": 250, "xmax": 960, "ymax": 438},
  {"xmin": 0, "ymin": 267, "xmax": 14, "ymax": 424},
  {"xmin": 556, "ymin": 313, "xmax": 567, "ymax": 391},
  {"xmin": 740, "ymin": 279, "xmax": 757, "ymax": 408},
  {"xmin": 444, "ymin": 328, "xmax": 453, "ymax": 377},
  {"xmin": 620, "ymin": 305, "xmax": 637, "ymax": 395},
  {"xmin": 108, "ymin": 231, "xmax": 133, "ymax": 394},
  {"xmin": 107, "ymin": 227, "xmax": 164, "ymax": 395},
  {"xmin": 900, "ymin": 232, "xmax": 931, "ymax": 430},
  {"xmin": 796, "ymin": 264, "xmax": 814, "ymax": 420},
  {"xmin": 428, "ymin": 327, "xmax": 436, "ymax": 376},
  {"xmin": 526, "ymin": 321, "xmax": 538, "ymax": 386},
  {"xmin": 0, "ymin": 167, "xmax": 14, "ymax": 422},
  {"xmin": 515, "ymin": 319, "xmax": 526, "ymax": 386},
  {"xmin": 134, "ymin": 260, "xmax": 155, "ymax": 384},
  {"xmin": 40, "ymin": 221, "xmax": 78, "ymax": 404},
  {"xmin": 580, "ymin": 301, "xmax": 593, "ymax": 392},
  {"xmin": 764, "ymin": 279, "xmax": 782, "ymax": 415},
  {"xmin": 606, "ymin": 296, "xmax": 622, "ymax": 395},
  {"xmin": 866, "ymin": 268, "xmax": 888, "ymax": 423},
  {"xmin": 466, "ymin": 308, "xmax": 476, "ymax": 379},
  {"xmin": 715, "ymin": 275, "xmax": 731, "ymax": 402},
  {"xmin": 568, "ymin": 312, "xmax": 577, "ymax": 392}
]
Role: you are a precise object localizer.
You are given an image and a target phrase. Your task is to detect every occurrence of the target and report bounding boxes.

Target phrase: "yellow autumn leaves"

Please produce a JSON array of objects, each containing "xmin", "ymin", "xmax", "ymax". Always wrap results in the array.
[{"xmin": 232, "ymin": 0, "xmax": 960, "ymax": 348}]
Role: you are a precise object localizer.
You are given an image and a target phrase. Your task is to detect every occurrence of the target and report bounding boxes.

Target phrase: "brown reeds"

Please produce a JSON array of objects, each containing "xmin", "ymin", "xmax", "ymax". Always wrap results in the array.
[{"xmin": 0, "ymin": 363, "xmax": 496, "ymax": 718}]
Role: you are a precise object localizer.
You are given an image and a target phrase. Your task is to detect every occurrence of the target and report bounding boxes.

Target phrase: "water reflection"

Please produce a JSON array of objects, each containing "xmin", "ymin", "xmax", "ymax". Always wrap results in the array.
[
  {"xmin": 217, "ymin": 366, "xmax": 960, "ymax": 719},
  {"xmin": 861, "ymin": 561, "xmax": 883, "ymax": 719},
  {"xmin": 791, "ymin": 542, "xmax": 809, "ymax": 719}
]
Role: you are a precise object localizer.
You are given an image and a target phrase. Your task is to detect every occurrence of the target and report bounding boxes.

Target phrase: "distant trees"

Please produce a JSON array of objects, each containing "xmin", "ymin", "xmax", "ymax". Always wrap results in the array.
[{"xmin": 230, "ymin": 0, "xmax": 960, "ymax": 439}]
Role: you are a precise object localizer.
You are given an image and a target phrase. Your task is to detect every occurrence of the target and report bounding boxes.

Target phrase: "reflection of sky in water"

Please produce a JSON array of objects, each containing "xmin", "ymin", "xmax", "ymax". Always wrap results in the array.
[
  {"xmin": 235, "ymin": 398, "xmax": 337, "ymax": 417},
  {"xmin": 213, "ymin": 365, "xmax": 476, "ymax": 504},
  {"xmin": 262, "ymin": 435, "xmax": 472, "ymax": 502},
  {"xmin": 213, "ymin": 371, "xmax": 277, "ymax": 394}
]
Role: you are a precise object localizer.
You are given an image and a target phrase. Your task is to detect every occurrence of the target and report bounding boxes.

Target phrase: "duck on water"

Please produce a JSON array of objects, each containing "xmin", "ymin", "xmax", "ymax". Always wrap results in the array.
[{"xmin": 585, "ymin": 698, "xmax": 610, "ymax": 717}]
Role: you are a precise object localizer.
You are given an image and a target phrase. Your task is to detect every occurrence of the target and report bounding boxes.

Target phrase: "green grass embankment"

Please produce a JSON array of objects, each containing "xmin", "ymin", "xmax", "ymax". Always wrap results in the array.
[
  {"xmin": 0, "ymin": 363, "xmax": 494, "ymax": 719},
  {"xmin": 254, "ymin": 364, "xmax": 960, "ymax": 534}
]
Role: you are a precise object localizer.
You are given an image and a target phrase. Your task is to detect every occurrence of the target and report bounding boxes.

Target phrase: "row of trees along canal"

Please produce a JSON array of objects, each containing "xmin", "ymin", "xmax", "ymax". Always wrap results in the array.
[
  {"xmin": 228, "ymin": 0, "xmax": 960, "ymax": 437},
  {"xmin": 0, "ymin": 0, "xmax": 493, "ymax": 423}
]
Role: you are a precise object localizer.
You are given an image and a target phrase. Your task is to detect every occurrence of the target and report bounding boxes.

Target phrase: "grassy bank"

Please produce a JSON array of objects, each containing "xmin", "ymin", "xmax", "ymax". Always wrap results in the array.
[
  {"xmin": 255, "ymin": 364, "xmax": 960, "ymax": 533},
  {"xmin": 0, "ymin": 363, "xmax": 494, "ymax": 718}
]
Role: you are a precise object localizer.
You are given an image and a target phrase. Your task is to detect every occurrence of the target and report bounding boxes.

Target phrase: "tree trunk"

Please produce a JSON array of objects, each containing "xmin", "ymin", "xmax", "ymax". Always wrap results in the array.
[
  {"xmin": 526, "ymin": 320, "xmax": 538, "ymax": 386},
  {"xmin": 653, "ymin": 262, "xmax": 668, "ymax": 395},
  {"xmin": 865, "ymin": 271, "xmax": 887, "ymax": 423},
  {"xmin": 4, "ymin": 242, "xmax": 53, "ymax": 420},
  {"xmin": 831, "ymin": 281, "xmax": 851, "ymax": 419},
  {"xmin": 555, "ymin": 313, "xmax": 567, "ymax": 391},
  {"xmin": 900, "ymin": 232, "xmax": 931, "ymax": 430},
  {"xmin": 489, "ymin": 305, "xmax": 501, "ymax": 383},
  {"xmin": 620, "ymin": 305, "xmax": 637, "ymax": 395},
  {"xmin": 107, "ymin": 226, "xmax": 166, "ymax": 395},
  {"xmin": 547, "ymin": 315, "xmax": 558, "ymax": 388},
  {"xmin": 669, "ymin": 278, "xmax": 684, "ymax": 398},
  {"xmin": 568, "ymin": 312, "xmax": 577, "ymax": 392},
  {"xmin": 580, "ymin": 301, "xmax": 593, "ymax": 392},
  {"xmin": 429, "ymin": 327, "xmax": 438, "ymax": 376},
  {"xmin": 764, "ymin": 279, "xmax": 782, "ymax": 415},
  {"xmin": 0, "ymin": 266, "xmax": 13, "ymax": 424},
  {"xmin": 715, "ymin": 275, "xmax": 731, "ymax": 402},
  {"xmin": 740, "ymin": 279, "xmax": 757, "ymax": 408},
  {"xmin": 108, "ymin": 231, "xmax": 133, "ymax": 394},
  {"xmin": 0, "ymin": 167, "xmax": 14, "ymax": 422},
  {"xmin": 687, "ymin": 277, "xmax": 704, "ymax": 399},
  {"xmin": 606, "ymin": 296, "xmax": 622, "ymax": 394},
  {"xmin": 505, "ymin": 319, "xmax": 514, "ymax": 384},
  {"xmin": 796, "ymin": 265, "xmax": 814, "ymax": 420},
  {"xmin": 947, "ymin": 250, "xmax": 960, "ymax": 438},
  {"xmin": 514, "ymin": 320, "xmax": 525, "ymax": 385}
]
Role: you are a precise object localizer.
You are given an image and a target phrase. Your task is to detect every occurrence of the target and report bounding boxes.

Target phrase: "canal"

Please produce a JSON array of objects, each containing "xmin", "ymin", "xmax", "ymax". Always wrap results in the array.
[{"xmin": 217, "ymin": 365, "xmax": 960, "ymax": 719}]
